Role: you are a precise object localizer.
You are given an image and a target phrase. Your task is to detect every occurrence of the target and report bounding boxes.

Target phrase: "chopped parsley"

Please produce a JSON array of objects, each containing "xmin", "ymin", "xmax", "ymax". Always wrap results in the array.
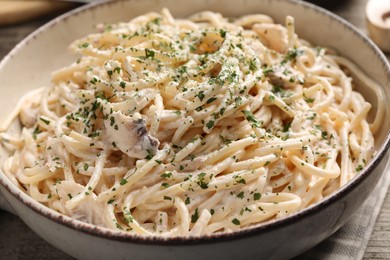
[
  {"xmin": 242, "ymin": 110, "xmax": 261, "ymax": 128},
  {"xmin": 253, "ymin": 193, "xmax": 261, "ymax": 200},
  {"xmin": 232, "ymin": 218, "xmax": 240, "ymax": 225},
  {"xmin": 191, "ymin": 208, "xmax": 199, "ymax": 223},
  {"xmin": 120, "ymin": 179, "xmax": 128, "ymax": 185},
  {"xmin": 145, "ymin": 48, "xmax": 155, "ymax": 59}
]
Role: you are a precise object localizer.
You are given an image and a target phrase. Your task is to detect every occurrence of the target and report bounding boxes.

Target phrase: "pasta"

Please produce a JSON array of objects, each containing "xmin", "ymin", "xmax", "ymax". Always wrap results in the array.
[{"xmin": 0, "ymin": 9, "xmax": 384, "ymax": 236}]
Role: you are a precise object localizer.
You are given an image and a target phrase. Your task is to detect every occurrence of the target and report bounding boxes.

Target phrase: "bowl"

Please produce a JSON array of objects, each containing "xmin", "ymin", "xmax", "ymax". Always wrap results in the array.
[{"xmin": 0, "ymin": 0, "xmax": 389, "ymax": 259}]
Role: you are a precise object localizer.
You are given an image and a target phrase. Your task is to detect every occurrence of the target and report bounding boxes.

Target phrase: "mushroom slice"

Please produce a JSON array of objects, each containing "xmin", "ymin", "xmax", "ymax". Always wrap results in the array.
[
  {"xmin": 253, "ymin": 23, "xmax": 288, "ymax": 54},
  {"xmin": 104, "ymin": 111, "xmax": 160, "ymax": 159},
  {"xmin": 267, "ymin": 64, "xmax": 304, "ymax": 88},
  {"xmin": 56, "ymin": 181, "xmax": 107, "ymax": 227}
]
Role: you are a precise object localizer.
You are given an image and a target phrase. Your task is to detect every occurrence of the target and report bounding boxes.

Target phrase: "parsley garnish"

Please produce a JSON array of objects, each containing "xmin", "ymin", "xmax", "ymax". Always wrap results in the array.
[
  {"xmin": 219, "ymin": 29, "xmax": 227, "ymax": 38},
  {"xmin": 232, "ymin": 218, "xmax": 240, "ymax": 225},
  {"xmin": 196, "ymin": 172, "xmax": 209, "ymax": 189},
  {"xmin": 206, "ymin": 120, "xmax": 215, "ymax": 129},
  {"xmin": 161, "ymin": 172, "xmax": 172, "ymax": 179},
  {"xmin": 281, "ymin": 48, "xmax": 303, "ymax": 64},
  {"xmin": 249, "ymin": 58, "xmax": 258, "ymax": 72},
  {"xmin": 145, "ymin": 48, "xmax": 155, "ymax": 59},
  {"xmin": 356, "ymin": 165, "xmax": 363, "ymax": 172},
  {"xmin": 236, "ymin": 191, "xmax": 244, "ymax": 199},
  {"xmin": 242, "ymin": 110, "xmax": 261, "ymax": 128},
  {"xmin": 196, "ymin": 91, "xmax": 205, "ymax": 101},
  {"xmin": 191, "ymin": 208, "xmax": 199, "ymax": 223},
  {"xmin": 254, "ymin": 193, "xmax": 261, "ymax": 200},
  {"xmin": 39, "ymin": 117, "xmax": 50, "ymax": 125},
  {"xmin": 80, "ymin": 42, "xmax": 89, "ymax": 48}
]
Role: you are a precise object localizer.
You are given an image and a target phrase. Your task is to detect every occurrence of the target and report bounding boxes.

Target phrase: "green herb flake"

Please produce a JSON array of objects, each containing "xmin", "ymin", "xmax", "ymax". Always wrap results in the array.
[
  {"xmin": 206, "ymin": 97, "xmax": 217, "ymax": 104},
  {"xmin": 39, "ymin": 117, "xmax": 50, "ymax": 125},
  {"xmin": 161, "ymin": 172, "xmax": 173, "ymax": 179},
  {"xmin": 191, "ymin": 208, "xmax": 199, "ymax": 223},
  {"xmin": 161, "ymin": 183, "xmax": 170, "ymax": 188},
  {"xmin": 196, "ymin": 91, "xmax": 205, "ymax": 101},
  {"xmin": 206, "ymin": 120, "xmax": 215, "ymax": 129},
  {"xmin": 356, "ymin": 165, "xmax": 363, "ymax": 172},
  {"xmin": 242, "ymin": 110, "xmax": 261, "ymax": 128},
  {"xmin": 254, "ymin": 193, "xmax": 261, "ymax": 200},
  {"xmin": 249, "ymin": 58, "xmax": 258, "ymax": 72},
  {"xmin": 281, "ymin": 48, "xmax": 303, "ymax": 64},
  {"xmin": 119, "ymin": 81, "xmax": 126, "ymax": 88},
  {"xmin": 145, "ymin": 48, "xmax": 155, "ymax": 59},
  {"xmin": 80, "ymin": 42, "xmax": 89, "ymax": 48},
  {"xmin": 282, "ymin": 121, "xmax": 292, "ymax": 132},
  {"xmin": 219, "ymin": 29, "xmax": 227, "ymax": 38},
  {"xmin": 232, "ymin": 218, "xmax": 240, "ymax": 225},
  {"xmin": 236, "ymin": 191, "xmax": 245, "ymax": 199}
]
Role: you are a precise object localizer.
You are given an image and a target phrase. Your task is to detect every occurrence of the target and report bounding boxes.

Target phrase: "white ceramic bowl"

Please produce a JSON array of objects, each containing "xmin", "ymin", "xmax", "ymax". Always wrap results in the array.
[{"xmin": 1, "ymin": 0, "xmax": 390, "ymax": 259}]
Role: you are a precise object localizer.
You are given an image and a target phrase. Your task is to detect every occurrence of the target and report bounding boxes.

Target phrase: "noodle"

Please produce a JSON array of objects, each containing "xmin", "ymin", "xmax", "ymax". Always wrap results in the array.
[{"xmin": 0, "ymin": 9, "xmax": 382, "ymax": 236}]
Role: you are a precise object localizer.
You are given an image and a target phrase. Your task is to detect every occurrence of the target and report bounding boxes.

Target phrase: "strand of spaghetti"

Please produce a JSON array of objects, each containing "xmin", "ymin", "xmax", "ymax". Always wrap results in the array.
[
  {"xmin": 265, "ymin": 91, "xmax": 295, "ymax": 117},
  {"xmin": 66, "ymin": 151, "xmax": 106, "ymax": 210},
  {"xmin": 29, "ymin": 184, "xmax": 51, "ymax": 203},
  {"xmin": 0, "ymin": 87, "xmax": 43, "ymax": 131},
  {"xmin": 204, "ymin": 136, "xmax": 257, "ymax": 165},
  {"xmin": 299, "ymin": 177, "xmax": 329, "ymax": 209},
  {"xmin": 282, "ymin": 83, "xmax": 323, "ymax": 103},
  {"xmin": 339, "ymin": 124, "xmax": 351, "ymax": 186},
  {"xmin": 174, "ymin": 137, "xmax": 201, "ymax": 162},
  {"xmin": 155, "ymin": 211, "xmax": 169, "ymax": 234},
  {"xmin": 97, "ymin": 149, "xmax": 167, "ymax": 202},
  {"xmin": 2, "ymin": 156, "xmax": 23, "ymax": 188},
  {"xmin": 239, "ymin": 211, "xmax": 276, "ymax": 227},
  {"xmin": 17, "ymin": 166, "xmax": 54, "ymax": 184},
  {"xmin": 329, "ymin": 55, "xmax": 385, "ymax": 134},
  {"xmin": 289, "ymin": 153, "xmax": 340, "ymax": 178},
  {"xmin": 244, "ymin": 139, "xmax": 303, "ymax": 158},
  {"xmin": 172, "ymin": 116, "xmax": 194, "ymax": 144},
  {"xmin": 174, "ymin": 197, "xmax": 190, "ymax": 236},
  {"xmin": 349, "ymin": 101, "xmax": 371, "ymax": 131},
  {"xmin": 227, "ymin": 153, "xmax": 278, "ymax": 172},
  {"xmin": 189, "ymin": 209, "xmax": 212, "ymax": 236},
  {"xmin": 149, "ymin": 92, "xmax": 163, "ymax": 136}
]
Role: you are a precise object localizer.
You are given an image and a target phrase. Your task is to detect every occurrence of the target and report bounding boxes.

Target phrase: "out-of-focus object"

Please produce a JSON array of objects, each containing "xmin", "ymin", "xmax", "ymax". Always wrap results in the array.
[
  {"xmin": 366, "ymin": 0, "xmax": 390, "ymax": 53},
  {"xmin": 0, "ymin": 1, "xmax": 77, "ymax": 26},
  {"xmin": 303, "ymin": 0, "xmax": 351, "ymax": 9}
]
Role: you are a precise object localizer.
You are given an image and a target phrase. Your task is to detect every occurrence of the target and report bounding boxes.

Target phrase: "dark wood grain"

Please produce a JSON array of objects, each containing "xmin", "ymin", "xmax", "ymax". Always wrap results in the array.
[{"xmin": 0, "ymin": 0, "xmax": 388, "ymax": 259}]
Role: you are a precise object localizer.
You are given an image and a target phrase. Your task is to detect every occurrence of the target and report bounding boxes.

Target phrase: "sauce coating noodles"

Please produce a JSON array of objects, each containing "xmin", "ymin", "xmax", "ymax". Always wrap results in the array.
[{"xmin": 0, "ymin": 9, "xmax": 383, "ymax": 236}]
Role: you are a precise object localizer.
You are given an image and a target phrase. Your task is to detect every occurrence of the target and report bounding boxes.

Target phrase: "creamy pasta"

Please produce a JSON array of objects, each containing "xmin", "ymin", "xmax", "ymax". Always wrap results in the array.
[{"xmin": 0, "ymin": 9, "xmax": 384, "ymax": 236}]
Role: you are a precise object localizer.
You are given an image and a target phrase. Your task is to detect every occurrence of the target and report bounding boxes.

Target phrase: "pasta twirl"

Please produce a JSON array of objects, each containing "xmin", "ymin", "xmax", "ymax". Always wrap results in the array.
[{"xmin": 0, "ymin": 9, "xmax": 383, "ymax": 236}]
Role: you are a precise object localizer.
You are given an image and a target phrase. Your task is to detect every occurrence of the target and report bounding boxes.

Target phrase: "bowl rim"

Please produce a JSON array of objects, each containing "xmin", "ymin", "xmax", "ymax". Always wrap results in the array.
[{"xmin": 1, "ymin": 0, "xmax": 390, "ymax": 246}]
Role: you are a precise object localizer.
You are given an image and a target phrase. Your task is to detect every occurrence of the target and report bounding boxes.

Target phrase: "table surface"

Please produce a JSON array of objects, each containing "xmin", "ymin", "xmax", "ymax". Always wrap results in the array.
[{"xmin": 0, "ymin": 0, "xmax": 389, "ymax": 259}]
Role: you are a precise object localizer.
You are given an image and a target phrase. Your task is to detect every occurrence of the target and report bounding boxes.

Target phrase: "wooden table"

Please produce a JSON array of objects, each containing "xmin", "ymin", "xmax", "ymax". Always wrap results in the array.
[{"xmin": 0, "ymin": 0, "xmax": 389, "ymax": 259}]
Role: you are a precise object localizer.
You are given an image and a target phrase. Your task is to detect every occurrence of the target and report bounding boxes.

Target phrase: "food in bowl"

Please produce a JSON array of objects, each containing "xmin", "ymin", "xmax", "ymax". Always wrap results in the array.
[{"xmin": 0, "ymin": 8, "xmax": 384, "ymax": 236}]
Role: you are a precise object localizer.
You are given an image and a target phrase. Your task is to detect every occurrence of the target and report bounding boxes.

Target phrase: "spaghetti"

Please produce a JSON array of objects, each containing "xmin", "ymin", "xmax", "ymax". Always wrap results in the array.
[{"xmin": 0, "ymin": 9, "xmax": 384, "ymax": 236}]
